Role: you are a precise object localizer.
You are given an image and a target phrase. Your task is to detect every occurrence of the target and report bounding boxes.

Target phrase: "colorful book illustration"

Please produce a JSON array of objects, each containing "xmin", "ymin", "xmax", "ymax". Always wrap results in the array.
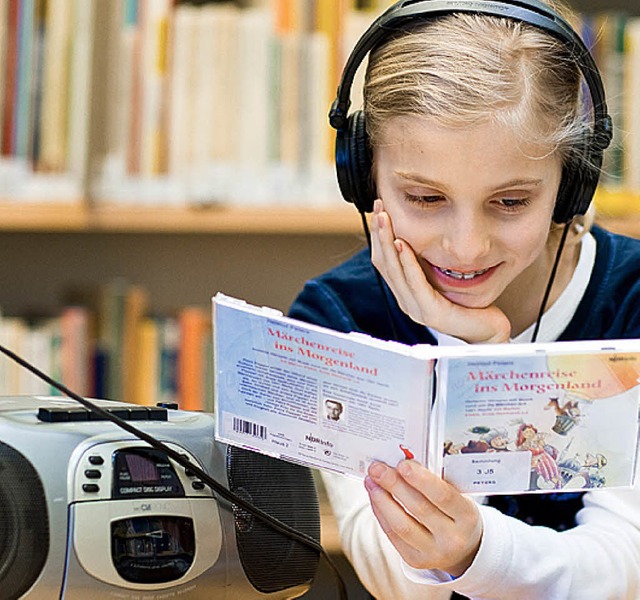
[{"xmin": 213, "ymin": 293, "xmax": 640, "ymax": 495}]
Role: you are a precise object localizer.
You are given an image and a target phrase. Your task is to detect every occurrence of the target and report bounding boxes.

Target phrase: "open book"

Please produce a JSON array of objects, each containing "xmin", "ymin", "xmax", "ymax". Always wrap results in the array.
[{"xmin": 212, "ymin": 293, "xmax": 640, "ymax": 495}]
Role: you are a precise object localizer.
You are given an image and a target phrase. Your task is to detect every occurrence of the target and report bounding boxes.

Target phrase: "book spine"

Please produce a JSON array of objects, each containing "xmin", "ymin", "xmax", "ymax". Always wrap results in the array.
[
  {"xmin": 178, "ymin": 306, "xmax": 209, "ymax": 411},
  {"xmin": 623, "ymin": 18, "xmax": 640, "ymax": 193},
  {"xmin": 39, "ymin": 0, "xmax": 72, "ymax": 173},
  {"xmin": 0, "ymin": 0, "xmax": 8, "ymax": 150},
  {"xmin": 138, "ymin": 0, "xmax": 171, "ymax": 176},
  {"xmin": 2, "ymin": 0, "xmax": 19, "ymax": 157},
  {"xmin": 66, "ymin": 0, "xmax": 96, "ymax": 185},
  {"xmin": 14, "ymin": 0, "xmax": 34, "ymax": 159},
  {"xmin": 133, "ymin": 316, "xmax": 159, "ymax": 406},
  {"xmin": 166, "ymin": 3, "xmax": 197, "ymax": 180}
]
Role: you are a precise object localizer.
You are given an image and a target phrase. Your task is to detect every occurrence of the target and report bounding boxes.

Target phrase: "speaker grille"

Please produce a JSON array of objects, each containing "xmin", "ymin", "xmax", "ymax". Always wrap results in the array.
[
  {"xmin": 0, "ymin": 442, "xmax": 49, "ymax": 600},
  {"xmin": 226, "ymin": 446, "xmax": 320, "ymax": 594}
]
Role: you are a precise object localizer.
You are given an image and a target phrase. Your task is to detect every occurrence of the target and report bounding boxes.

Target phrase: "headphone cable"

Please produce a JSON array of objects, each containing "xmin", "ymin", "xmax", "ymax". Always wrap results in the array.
[{"xmin": 531, "ymin": 221, "xmax": 571, "ymax": 343}]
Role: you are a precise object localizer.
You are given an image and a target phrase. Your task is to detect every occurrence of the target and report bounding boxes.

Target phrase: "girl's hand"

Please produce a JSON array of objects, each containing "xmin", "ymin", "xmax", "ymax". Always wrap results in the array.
[
  {"xmin": 370, "ymin": 199, "xmax": 511, "ymax": 344},
  {"xmin": 365, "ymin": 460, "xmax": 483, "ymax": 577}
]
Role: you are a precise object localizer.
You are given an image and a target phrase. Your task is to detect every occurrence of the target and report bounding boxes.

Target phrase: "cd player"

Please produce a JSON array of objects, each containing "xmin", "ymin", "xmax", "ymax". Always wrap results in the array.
[{"xmin": 0, "ymin": 396, "xmax": 320, "ymax": 599}]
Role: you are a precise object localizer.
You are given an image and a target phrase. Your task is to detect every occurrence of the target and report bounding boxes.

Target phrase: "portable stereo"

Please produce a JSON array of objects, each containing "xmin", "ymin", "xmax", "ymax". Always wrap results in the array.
[{"xmin": 0, "ymin": 396, "xmax": 320, "ymax": 599}]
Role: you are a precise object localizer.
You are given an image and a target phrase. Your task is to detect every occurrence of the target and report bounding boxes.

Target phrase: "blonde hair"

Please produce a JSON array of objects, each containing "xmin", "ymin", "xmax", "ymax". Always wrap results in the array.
[{"xmin": 364, "ymin": 2, "xmax": 588, "ymax": 167}]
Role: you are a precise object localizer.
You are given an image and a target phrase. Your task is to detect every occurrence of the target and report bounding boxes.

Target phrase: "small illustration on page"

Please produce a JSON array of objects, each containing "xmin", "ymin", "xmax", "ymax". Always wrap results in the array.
[
  {"xmin": 324, "ymin": 398, "xmax": 344, "ymax": 422},
  {"xmin": 400, "ymin": 444, "xmax": 415, "ymax": 460}
]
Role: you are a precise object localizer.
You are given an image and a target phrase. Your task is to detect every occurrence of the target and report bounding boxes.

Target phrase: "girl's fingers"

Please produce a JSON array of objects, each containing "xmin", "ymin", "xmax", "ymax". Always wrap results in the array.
[
  {"xmin": 370, "ymin": 203, "xmax": 422, "ymax": 316},
  {"xmin": 365, "ymin": 469, "xmax": 439, "ymax": 551},
  {"xmin": 369, "ymin": 461, "xmax": 459, "ymax": 525},
  {"xmin": 366, "ymin": 461, "xmax": 484, "ymax": 574}
]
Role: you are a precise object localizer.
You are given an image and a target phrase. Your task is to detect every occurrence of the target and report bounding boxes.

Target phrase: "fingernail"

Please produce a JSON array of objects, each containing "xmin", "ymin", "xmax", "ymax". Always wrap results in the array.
[
  {"xmin": 398, "ymin": 460, "xmax": 413, "ymax": 478},
  {"xmin": 394, "ymin": 239, "xmax": 403, "ymax": 252},
  {"xmin": 368, "ymin": 462, "xmax": 386, "ymax": 479},
  {"xmin": 364, "ymin": 476, "xmax": 380, "ymax": 492},
  {"xmin": 373, "ymin": 199, "xmax": 382, "ymax": 214}
]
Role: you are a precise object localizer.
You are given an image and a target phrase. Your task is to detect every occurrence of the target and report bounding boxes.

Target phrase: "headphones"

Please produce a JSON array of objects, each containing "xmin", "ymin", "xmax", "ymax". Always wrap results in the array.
[{"xmin": 329, "ymin": 0, "xmax": 613, "ymax": 223}]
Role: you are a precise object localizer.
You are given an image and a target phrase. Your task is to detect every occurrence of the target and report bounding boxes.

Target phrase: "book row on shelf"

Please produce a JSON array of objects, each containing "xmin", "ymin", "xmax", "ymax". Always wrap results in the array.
[
  {"xmin": 0, "ymin": 279, "xmax": 214, "ymax": 412},
  {"xmin": 2, "ymin": 1, "xmax": 640, "ymax": 214},
  {"xmin": 0, "ymin": 0, "xmax": 385, "ymax": 207}
]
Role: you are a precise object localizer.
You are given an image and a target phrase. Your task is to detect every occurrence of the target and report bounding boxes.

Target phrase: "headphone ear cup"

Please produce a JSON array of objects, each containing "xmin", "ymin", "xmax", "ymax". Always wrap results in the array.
[
  {"xmin": 335, "ymin": 110, "xmax": 374, "ymax": 212},
  {"xmin": 553, "ymin": 142, "xmax": 603, "ymax": 223}
]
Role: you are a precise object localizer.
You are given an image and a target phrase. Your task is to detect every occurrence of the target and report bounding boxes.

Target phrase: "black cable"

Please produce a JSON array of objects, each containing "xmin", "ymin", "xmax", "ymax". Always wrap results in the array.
[
  {"xmin": 531, "ymin": 221, "xmax": 572, "ymax": 343},
  {"xmin": 0, "ymin": 342, "xmax": 348, "ymax": 600}
]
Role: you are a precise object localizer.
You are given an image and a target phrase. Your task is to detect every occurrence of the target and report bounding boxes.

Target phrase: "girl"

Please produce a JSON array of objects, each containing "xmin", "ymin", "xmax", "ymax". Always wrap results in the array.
[{"xmin": 290, "ymin": 0, "xmax": 640, "ymax": 598}]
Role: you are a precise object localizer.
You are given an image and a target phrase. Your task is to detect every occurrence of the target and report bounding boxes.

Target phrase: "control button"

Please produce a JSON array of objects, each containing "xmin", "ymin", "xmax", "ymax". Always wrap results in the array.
[
  {"xmin": 185, "ymin": 468, "xmax": 196, "ymax": 478},
  {"xmin": 84, "ymin": 469, "xmax": 102, "ymax": 479},
  {"xmin": 82, "ymin": 484, "xmax": 100, "ymax": 493},
  {"xmin": 88, "ymin": 455, "xmax": 104, "ymax": 465},
  {"xmin": 157, "ymin": 402, "xmax": 179, "ymax": 410},
  {"xmin": 192, "ymin": 481, "xmax": 206, "ymax": 491}
]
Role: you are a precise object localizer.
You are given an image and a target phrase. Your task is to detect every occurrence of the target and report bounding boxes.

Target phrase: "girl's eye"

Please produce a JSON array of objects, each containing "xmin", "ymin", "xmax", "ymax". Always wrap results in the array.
[
  {"xmin": 497, "ymin": 197, "xmax": 531, "ymax": 211},
  {"xmin": 403, "ymin": 193, "xmax": 445, "ymax": 206}
]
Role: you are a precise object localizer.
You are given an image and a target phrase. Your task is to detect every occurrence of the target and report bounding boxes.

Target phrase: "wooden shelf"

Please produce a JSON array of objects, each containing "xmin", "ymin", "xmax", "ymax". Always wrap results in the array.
[
  {"xmin": 0, "ymin": 200, "xmax": 640, "ymax": 237},
  {"xmin": 0, "ymin": 202, "xmax": 363, "ymax": 234}
]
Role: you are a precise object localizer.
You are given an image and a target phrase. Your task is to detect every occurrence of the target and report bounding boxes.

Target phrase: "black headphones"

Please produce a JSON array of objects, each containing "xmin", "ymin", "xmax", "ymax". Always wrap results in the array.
[{"xmin": 329, "ymin": 0, "xmax": 613, "ymax": 223}]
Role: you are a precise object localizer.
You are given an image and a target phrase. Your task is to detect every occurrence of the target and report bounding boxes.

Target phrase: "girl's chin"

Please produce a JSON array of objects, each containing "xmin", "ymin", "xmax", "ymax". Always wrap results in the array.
[{"xmin": 439, "ymin": 289, "xmax": 497, "ymax": 309}]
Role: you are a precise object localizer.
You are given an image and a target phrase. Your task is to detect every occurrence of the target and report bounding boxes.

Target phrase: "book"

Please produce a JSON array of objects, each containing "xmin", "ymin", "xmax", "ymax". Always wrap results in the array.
[
  {"xmin": 39, "ymin": 0, "xmax": 73, "ymax": 173},
  {"xmin": 623, "ymin": 17, "xmax": 640, "ymax": 194},
  {"xmin": 2, "ymin": 0, "xmax": 19, "ymax": 156},
  {"xmin": 213, "ymin": 293, "xmax": 640, "ymax": 495},
  {"xmin": 177, "ymin": 305, "xmax": 210, "ymax": 412}
]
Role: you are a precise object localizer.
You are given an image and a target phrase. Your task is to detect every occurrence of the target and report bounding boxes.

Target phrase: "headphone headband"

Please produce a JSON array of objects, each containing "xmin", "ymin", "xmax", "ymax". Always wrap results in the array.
[
  {"xmin": 330, "ymin": 0, "xmax": 611, "ymax": 142},
  {"xmin": 329, "ymin": 0, "xmax": 613, "ymax": 221}
]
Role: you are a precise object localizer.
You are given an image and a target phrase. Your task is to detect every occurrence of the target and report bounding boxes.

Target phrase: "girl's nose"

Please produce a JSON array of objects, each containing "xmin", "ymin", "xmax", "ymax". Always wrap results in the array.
[{"xmin": 441, "ymin": 211, "xmax": 491, "ymax": 266}]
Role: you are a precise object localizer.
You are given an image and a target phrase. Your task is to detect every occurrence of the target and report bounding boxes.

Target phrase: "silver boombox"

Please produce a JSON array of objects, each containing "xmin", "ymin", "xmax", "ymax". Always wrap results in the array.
[{"xmin": 0, "ymin": 396, "xmax": 320, "ymax": 600}]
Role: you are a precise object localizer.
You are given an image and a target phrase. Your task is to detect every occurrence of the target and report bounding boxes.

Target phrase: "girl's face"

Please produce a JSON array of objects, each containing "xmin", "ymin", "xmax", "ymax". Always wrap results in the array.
[{"xmin": 374, "ymin": 116, "xmax": 564, "ymax": 318}]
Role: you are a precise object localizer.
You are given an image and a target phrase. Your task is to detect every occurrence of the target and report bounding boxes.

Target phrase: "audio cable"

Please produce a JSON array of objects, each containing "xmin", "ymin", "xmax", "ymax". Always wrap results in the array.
[{"xmin": 0, "ymin": 342, "xmax": 348, "ymax": 600}]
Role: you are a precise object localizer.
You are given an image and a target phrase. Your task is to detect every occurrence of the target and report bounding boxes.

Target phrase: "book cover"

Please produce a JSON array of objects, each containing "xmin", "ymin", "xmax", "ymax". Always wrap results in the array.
[
  {"xmin": 213, "ymin": 293, "xmax": 640, "ymax": 495},
  {"xmin": 213, "ymin": 293, "xmax": 434, "ymax": 478},
  {"xmin": 436, "ymin": 346, "xmax": 640, "ymax": 494}
]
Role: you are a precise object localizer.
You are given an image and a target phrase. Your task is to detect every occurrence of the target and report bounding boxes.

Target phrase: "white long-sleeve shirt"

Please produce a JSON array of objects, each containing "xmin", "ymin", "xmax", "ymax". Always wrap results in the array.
[{"xmin": 321, "ymin": 469, "xmax": 640, "ymax": 599}]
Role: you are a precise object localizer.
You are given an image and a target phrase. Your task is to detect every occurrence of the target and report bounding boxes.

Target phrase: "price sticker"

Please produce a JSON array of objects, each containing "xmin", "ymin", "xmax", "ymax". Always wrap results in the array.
[{"xmin": 443, "ymin": 451, "xmax": 532, "ymax": 494}]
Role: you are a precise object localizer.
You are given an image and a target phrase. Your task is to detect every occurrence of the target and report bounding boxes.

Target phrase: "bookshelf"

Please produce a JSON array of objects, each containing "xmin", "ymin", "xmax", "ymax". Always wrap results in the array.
[
  {"xmin": 2, "ymin": 0, "xmax": 640, "ymax": 404},
  {"xmin": 0, "ymin": 202, "xmax": 363, "ymax": 234},
  {"xmin": 2, "ymin": 4, "xmax": 640, "ymax": 400}
]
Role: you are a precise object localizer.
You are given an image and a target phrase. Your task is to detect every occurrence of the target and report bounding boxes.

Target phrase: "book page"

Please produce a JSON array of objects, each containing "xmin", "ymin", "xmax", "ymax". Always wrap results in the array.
[
  {"xmin": 438, "ymin": 346, "xmax": 640, "ymax": 494},
  {"xmin": 213, "ymin": 295, "xmax": 434, "ymax": 478}
]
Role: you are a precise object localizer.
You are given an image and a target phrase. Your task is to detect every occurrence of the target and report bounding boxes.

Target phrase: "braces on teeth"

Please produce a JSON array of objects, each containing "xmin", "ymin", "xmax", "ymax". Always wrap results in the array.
[{"xmin": 441, "ymin": 268, "xmax": 488, "ymax": 280}]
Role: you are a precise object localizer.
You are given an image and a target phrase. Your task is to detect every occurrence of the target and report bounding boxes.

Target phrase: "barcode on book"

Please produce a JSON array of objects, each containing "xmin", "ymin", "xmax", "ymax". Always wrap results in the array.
[{"xmin": 232, "ymin": 416, "xmax": 267, "ymax": 440}]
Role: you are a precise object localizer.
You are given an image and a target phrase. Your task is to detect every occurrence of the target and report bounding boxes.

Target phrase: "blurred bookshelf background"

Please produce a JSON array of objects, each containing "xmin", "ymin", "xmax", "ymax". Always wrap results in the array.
[{"xmin": 1, "ymin": 0, "xmax": 640, "ymax": 407}]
